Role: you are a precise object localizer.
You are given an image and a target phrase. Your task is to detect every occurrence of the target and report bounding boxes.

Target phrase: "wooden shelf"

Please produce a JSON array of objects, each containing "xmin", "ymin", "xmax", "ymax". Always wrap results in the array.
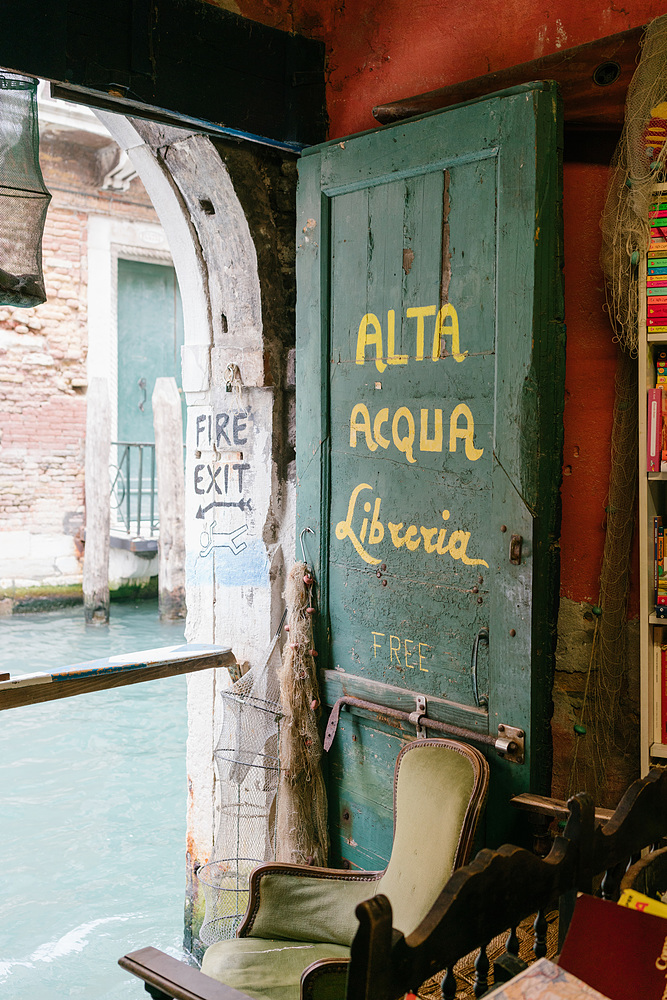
[{"xmin": 650, "ymin": 743, "xmax": 667, "ymax": 760}]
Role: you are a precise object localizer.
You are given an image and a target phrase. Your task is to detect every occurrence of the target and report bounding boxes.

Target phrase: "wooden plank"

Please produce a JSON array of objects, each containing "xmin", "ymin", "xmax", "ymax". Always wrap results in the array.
[
  {"xmin": 153, "ymin": 377, "xmax": 186, "ymax": 620},
  {"xmin": 326, "ymin": 714, "xmax": 400, "ymax": 870},
  {"xmin": 321, "ymin": 669, "xmax": 490, "ymax": 733},
  {"xmin": 372, "ymin": 25, "xmax": 643, "ymax": 130},
  {"xmin": 0, "ymin": 0, "xmax": 325, "ymax": 149},
  {"xmin": 0, "ymin": 645, "xmax": 235, "ymax": 710},
  {"xmin": 119, "ymin": 946, "xmax": 252, "ymax": 1000},
  {"xmin": 511, "ymin": 792, "xmax": 613, "ymax": 824},
  {"xmin": 83, "ymin": 377, "xmax": 111, "ymax": 624}
]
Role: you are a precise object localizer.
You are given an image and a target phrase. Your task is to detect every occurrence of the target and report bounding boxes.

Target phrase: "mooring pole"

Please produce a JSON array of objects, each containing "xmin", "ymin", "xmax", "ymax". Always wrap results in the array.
[
  {"xmin": 152, "ymin": 377, "xmax": 186, "ymax": 620},
  {"xmin": 83, "ymin": 377, "xmax": 111, "ymax": 624}
]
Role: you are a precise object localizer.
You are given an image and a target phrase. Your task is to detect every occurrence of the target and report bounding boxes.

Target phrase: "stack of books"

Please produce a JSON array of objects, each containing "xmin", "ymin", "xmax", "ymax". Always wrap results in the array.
[
  {"xmin": 648, "ymin": 196, "xmax": 667, "ymax": 475},
  {"xmin": 652, "ymin": 517, "xmax": 667, "ymax": 620},
  {"xmin": 648, "ymin": 195, "xmax": 667, "ymax": 339}
]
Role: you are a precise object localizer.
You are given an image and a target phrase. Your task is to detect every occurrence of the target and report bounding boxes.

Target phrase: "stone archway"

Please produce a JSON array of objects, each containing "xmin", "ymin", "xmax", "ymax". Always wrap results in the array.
[{"xmin": 95, "ymin": 111, "xmax": 296, "ymax": 950}]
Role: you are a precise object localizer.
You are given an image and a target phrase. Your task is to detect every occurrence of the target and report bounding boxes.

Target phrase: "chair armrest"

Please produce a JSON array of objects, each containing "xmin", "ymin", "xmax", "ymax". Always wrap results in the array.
[
  {"xmin": 241, "ymin": 862, "xmax": 383, "ymax": 946},
  {"xmin": 301, "ymin": 957, "xmax": 350, "ymax": 1000},
  {"xmin": 119, "ymin": 947, "xmax": 254, "ymax": 1000}
]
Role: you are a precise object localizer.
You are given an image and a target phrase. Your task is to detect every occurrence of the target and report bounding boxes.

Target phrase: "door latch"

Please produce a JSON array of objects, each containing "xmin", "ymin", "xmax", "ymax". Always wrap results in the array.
[
  {"xmin": 138, "ymin": 377, "xmax": 147, "ymax": 412},
  {"xmin": 495, "ymin": 724, "xmax": 525, "ymax": 764},
  {"xmin": 509, "ymin": 534, "xmax": 522, "ymax": 565},
  {"xmin": 408, "ymin": 695, "xmax": 427, "ymax": 738}
]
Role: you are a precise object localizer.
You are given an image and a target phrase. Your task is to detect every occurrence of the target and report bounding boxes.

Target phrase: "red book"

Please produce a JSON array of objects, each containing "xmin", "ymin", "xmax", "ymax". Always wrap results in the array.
[{"xmin": 559, "ymin": 893, "xmax": 667, "ymax": 999}]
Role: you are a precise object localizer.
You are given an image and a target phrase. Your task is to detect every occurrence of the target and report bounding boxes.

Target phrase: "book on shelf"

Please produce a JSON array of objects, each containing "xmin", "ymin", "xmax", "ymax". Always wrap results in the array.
[
  {"xmin": 558, "ymin": 892, "xmax": 667, "ymax": 999},
  {"xmin": 656, "ymin": 625, "xmax": 667, "ymax": 744},
  {"xmin": 654, "ymin": 516, "xmax": 663, "ymax": 606},
  {"xmin": 655, "ymin": 625, "xmax": 663, "ymax": 742}
]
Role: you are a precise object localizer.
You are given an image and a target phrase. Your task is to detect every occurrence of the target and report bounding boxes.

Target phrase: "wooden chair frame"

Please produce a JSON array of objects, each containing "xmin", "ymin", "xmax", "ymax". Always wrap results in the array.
[{"xmin": 120, "ymin": 769, "xmax": 667, "ymax": 1000}]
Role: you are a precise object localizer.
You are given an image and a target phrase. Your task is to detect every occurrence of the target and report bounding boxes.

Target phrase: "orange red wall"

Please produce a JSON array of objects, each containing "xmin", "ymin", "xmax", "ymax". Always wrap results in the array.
[{"xmin": 227, "ymin": 0, "xmax": 660, "ymax": 613}]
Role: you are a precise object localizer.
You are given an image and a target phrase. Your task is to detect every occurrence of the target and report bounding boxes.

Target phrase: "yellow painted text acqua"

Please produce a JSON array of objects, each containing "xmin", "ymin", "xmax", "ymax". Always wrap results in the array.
[{"xmin": 350, "ymin": 401, "xmax": 483, "ymax": 463}]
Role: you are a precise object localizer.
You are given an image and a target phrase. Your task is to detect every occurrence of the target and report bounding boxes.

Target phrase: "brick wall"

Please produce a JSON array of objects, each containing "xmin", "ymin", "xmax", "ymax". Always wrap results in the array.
[{"xmin": 0, "ymin": 125, "xmax": 160, "ymax": 596}]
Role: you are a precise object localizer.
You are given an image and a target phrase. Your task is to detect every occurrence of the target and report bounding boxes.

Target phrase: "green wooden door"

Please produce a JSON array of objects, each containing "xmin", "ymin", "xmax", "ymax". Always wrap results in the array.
[
  {"xmin": 117, "ymin": 258, "xmax": 185, "ymax": 443},
  {"xmin": 296, "ymin": 84, "xmax": 565, "ymax": 866},
  {"xmin": 116, "ymin": 258, "xmax": 185, "ymax": 530}
]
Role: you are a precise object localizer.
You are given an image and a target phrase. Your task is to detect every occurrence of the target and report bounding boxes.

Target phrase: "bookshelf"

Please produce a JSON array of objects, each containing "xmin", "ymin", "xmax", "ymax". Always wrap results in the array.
[{"xmin": 640, "ymin": 181, "xmax": 667, "ymax": 773}]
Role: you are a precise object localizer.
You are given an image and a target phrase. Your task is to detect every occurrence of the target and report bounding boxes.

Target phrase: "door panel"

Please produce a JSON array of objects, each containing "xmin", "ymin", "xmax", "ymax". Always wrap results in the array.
[{"xmin": 296, "ymin": 84, "xmax": 565, "ymax": 860}]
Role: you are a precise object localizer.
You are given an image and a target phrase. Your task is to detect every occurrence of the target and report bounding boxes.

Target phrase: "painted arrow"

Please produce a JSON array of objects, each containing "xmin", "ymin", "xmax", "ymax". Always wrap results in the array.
[{"xmin": 196, "ymin": 498, "xmax": 253, "ymax": 518}]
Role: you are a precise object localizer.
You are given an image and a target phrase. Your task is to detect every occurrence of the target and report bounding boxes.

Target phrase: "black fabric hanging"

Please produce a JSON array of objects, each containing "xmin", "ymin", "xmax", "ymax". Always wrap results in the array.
[{"xmin": 0, "ymin": 73, "xmax": 51, "ymax": 307}]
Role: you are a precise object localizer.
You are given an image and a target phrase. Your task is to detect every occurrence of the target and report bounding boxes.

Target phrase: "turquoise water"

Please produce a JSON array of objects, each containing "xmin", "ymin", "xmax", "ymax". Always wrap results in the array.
[{"xmin": 0, "ymin": 602, "xmax": 188, "ymax": 999}]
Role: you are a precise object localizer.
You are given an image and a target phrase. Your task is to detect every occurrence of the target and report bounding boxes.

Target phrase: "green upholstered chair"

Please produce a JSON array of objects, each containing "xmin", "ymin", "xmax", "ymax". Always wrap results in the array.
[{"xmin": 200, "ymin": 738, "xmax": 489, "ymax": 1000}]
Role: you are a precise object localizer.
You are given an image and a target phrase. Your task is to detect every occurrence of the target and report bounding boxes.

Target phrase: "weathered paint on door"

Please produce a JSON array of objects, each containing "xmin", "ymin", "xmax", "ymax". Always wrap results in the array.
[
  {"xmin": 117, "ymin": 257, "xmax": 185, "ymax": 445},
  {"xmin": 296, "ymin": 84, "xmax": 565, "ymax": 866},
  {"xmin": 117, "ymin": 259, "xmax": 185, "ymax": 526}
]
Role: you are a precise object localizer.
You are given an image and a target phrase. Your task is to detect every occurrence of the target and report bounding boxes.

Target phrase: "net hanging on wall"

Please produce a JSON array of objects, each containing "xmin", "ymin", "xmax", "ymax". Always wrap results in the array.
[{"xmin": 0, "ymin": 72, "xmax": 51, "ymax": 307}]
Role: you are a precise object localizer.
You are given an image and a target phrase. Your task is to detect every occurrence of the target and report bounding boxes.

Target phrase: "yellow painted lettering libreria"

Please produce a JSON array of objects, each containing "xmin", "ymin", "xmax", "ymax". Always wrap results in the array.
[
  {"xmin": 335, "ymin": 483, "xmax": 489, "ymax": 568},
  {"xmin": 350, "ymin": 402, "xmax": 483, "ymax": 462},
  {"xmin": 356, "ymin": 303, "xmax": 467, "ymax": 371}
]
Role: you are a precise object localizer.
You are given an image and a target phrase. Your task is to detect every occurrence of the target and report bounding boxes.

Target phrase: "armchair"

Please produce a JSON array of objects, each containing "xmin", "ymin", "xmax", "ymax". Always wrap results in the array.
[
  {"xmin": 120, "ymin": 737, "xmax": 488, "ymax": 1000},
  {"xmin": 199, "ymin": 738, "xmax": 489, "ymax": 1000}
]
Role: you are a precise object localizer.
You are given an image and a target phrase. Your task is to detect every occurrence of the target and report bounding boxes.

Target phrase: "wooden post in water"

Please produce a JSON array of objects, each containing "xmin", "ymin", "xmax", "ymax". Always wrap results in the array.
[
  {"xmin": 83, "ymin": 377, "xmax": 110, "ymax": 624},
  {"xmin": 153, "ymin": 377, "xmax": 186, "ymax": 620}
]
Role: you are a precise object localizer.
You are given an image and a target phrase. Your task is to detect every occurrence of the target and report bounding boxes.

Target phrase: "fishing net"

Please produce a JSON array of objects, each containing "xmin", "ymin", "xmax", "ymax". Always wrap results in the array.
[
  {"xmin": 567, "ymin": 350, "xmax": 638, "ymax": 802},
  {"xmin": 198, "ymin": 637, "xmax": 282, "ymax": 944},
  {"xmin": 0, "ymin": 72, "xmax": 50, "ymax": 307},
  {"xmin": 600, "ymin": 15, "xmax": 667, "ymax": 353},
  {"xmin": 276, "ymin": 561, "xmax": 329, "ymax": 867}
]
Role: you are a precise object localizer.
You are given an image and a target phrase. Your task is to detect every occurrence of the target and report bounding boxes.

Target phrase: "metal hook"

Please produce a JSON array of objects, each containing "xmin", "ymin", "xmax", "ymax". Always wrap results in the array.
[{"xmin": 300, "ymin": 526, "xmax": 314, "ymax": 565}]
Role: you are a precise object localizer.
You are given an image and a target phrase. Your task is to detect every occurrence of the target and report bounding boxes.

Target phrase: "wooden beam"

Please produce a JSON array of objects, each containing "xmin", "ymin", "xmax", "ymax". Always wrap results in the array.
[
  {"xmin": 512, "ymin": 792, "xmax": 614, "ymax": 825},
  {"xmin": 0, "ymin": 644, "xmax": 236, "ymax": 710},
  {"xmin": 1, "ymin": 0, "xmax": 326, "ymax": 150},
  {"xmin": 153, "ymin": 377, "xmax": 186, "ymax": 621},
  {"xmin": 372, "ymin": 25, "xmax": 644, "ymax": 132},
  {"xmin": 83, "ymin": 376, "xmax": 111, "ymax": 624}
]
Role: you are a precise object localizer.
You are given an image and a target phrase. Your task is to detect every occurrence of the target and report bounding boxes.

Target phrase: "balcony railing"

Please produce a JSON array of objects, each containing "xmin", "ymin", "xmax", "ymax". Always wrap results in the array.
[{"xmin": 110, "ymin": 441, "xmax": 158, "ymax": 538}]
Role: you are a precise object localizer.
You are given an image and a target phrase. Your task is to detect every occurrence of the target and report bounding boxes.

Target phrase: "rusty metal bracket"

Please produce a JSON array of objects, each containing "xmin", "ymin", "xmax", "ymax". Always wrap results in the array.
[
  {"xmin": 323, "ymin": 695, "xmax": 525, "ymax": 764},
  {"xmin": 495, "ymin": 724, "xmax": 525, "ymax": 765},
  {"xmin": 509, "ymin": 534, "xmax": 523, "ymax": 565},
  {"xmin": 407, "ymin": 695, "xmax": 427, "ymax": 737}
]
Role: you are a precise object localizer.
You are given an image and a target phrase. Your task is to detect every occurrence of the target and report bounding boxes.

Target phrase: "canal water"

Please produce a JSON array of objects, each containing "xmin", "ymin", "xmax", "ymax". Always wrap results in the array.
[{"xmin": 0, "ymin": 601, "xmax": 189, "ymax": 999}]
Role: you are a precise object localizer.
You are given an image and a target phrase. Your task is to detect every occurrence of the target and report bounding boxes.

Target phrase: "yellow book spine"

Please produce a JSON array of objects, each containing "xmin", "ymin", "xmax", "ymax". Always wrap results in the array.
[{"xmin": 618, "ymin": 888, "xmax": 667, "ymax": 917}]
